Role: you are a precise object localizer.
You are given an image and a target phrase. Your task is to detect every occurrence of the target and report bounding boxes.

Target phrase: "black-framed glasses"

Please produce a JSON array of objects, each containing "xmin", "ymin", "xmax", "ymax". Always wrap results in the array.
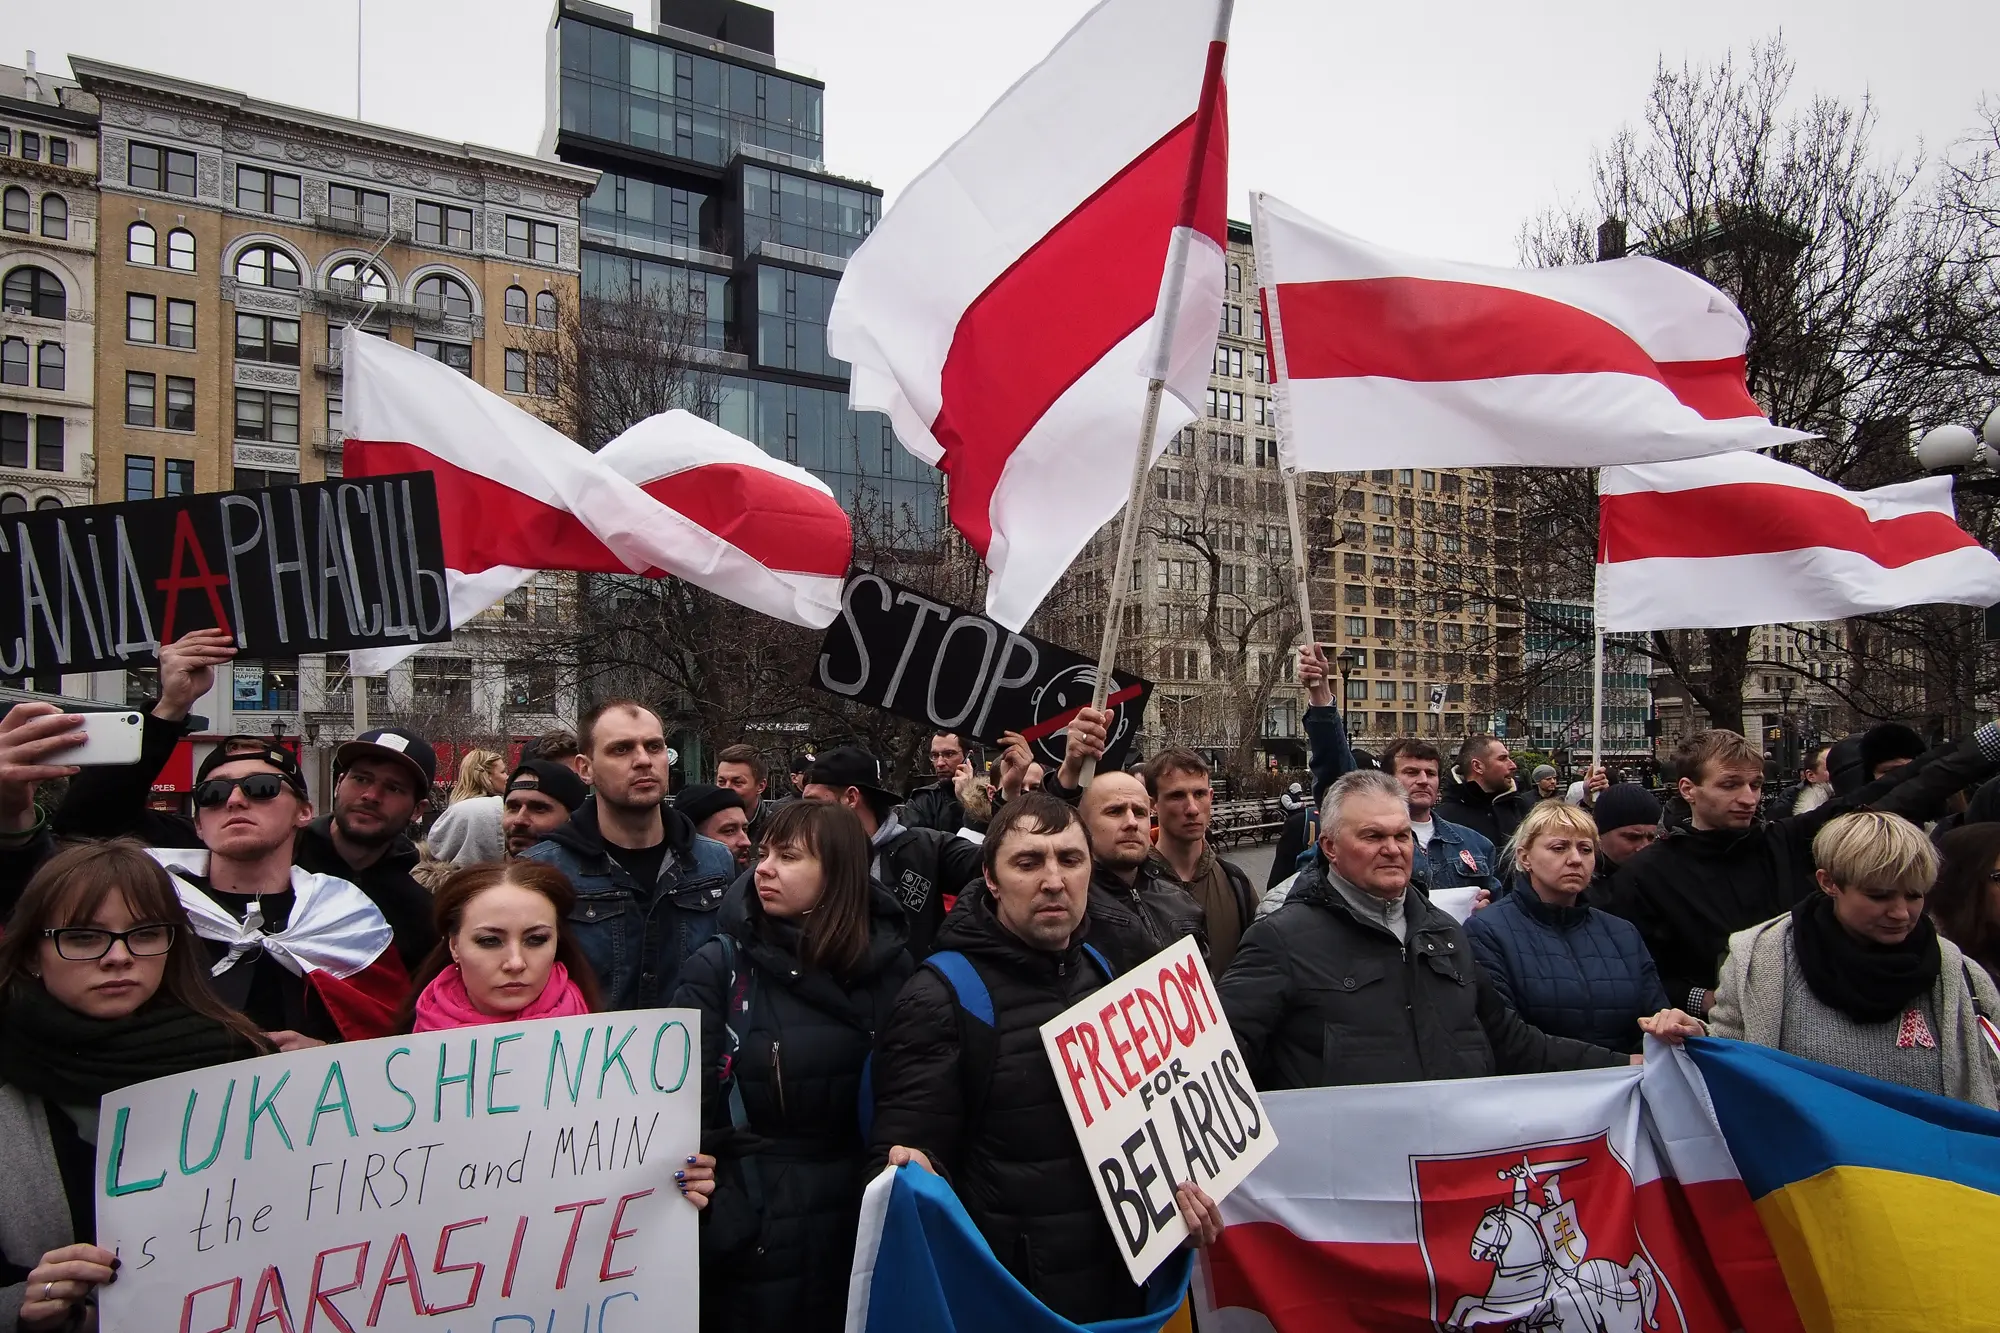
[
  {"xmin": 42, "ymin": 924, "xmax": 177, "ymax": 961},
  {"xmin": 194, "ymin": 773, "xmax": 291, "ymax": 808}
]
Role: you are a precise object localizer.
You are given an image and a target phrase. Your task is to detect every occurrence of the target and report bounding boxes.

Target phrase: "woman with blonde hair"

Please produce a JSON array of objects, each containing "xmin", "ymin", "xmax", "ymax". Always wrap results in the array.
[
  {"xmin": 428, "ymin": 749, "xmax": 511, "ymax": 867},
  {"xmin": 447, "ymin": 749, "xmax": 507, "ymax": 805},
  {"xmin": 1465, "ymin": 800, "xmax": 1668, "ymax": 1053},
  {"xmin": 1710, "ymin": 810, "xmax": 2000, "ymax": 1107}
]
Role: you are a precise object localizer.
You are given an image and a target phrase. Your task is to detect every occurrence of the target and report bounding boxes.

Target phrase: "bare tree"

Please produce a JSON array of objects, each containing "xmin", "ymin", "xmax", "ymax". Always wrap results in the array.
[{"xmin": 531, "ymin": 282, "xmax": 724, "ymax": 451}]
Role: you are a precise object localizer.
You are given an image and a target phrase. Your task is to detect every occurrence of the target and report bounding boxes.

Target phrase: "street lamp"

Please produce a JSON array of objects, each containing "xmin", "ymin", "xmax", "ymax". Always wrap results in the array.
[
  {"xmin": 1915, "ymin": 407, "xmax": 2000, "ymax": 495},
  {"xmin": 1777, "ymin": 674, "xmax": 1795, "ymax": 772},
  {"xmin": 1335, "ymin": 646, "xmax": 1364, "ymax": 735}
]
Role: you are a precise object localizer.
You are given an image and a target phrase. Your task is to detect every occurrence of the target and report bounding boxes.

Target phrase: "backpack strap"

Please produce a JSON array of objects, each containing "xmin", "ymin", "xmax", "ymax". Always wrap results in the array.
[
  {"xmin": 922, "ymin": 950, "xmax": 999, "ymax": 1126},
  {"xmin": 925, "ymin": 950, "xmax": 995, "ymax": 1026},
  {"xmin": 1080, "ymin": 942, "xmax": 1118, "ymax": 982},
  {"xmin": 712, "ymin": 935, "xmax": 765, "ymax": 1217}
]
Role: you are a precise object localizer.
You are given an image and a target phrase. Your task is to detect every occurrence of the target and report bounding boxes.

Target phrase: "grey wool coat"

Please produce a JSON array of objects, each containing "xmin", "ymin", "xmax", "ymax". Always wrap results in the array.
[{"xmin": 0, "ymin": 1083, "xmax": 83, "ymax": 1326}]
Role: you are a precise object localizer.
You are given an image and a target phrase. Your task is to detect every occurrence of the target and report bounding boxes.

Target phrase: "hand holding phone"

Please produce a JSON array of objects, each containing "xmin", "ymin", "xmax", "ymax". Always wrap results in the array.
[{"xmin": 0, "ymin": 703, "xmax": 89, "ymax": 830}]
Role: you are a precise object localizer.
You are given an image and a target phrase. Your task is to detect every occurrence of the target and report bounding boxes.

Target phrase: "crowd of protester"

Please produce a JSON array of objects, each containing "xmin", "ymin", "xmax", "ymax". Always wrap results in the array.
[{"xmin": 1, "ymin": 626, "xmax": 1998, "ymax": 1329}]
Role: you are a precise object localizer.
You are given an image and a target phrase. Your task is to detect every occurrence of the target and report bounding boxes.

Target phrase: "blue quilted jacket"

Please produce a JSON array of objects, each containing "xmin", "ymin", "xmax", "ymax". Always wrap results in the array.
[{"xmin": 1464, "ymin": 879, "xmax": 1667, "ymax": 1054}]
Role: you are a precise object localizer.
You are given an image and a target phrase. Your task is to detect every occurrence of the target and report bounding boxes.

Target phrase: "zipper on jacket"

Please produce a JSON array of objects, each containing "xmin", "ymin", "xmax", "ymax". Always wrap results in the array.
[{"xmin": 771, "ymin": 1039, "xmax": 787, "ymax": 1119}]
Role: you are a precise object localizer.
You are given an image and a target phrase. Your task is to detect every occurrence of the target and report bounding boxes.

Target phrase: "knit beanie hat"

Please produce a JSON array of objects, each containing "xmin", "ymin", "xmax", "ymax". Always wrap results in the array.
[
  {"xmin": 1859, "ymin": 722, "xmax": 1927, "ymax": 780},
  {"xmin": 1532, "ymin": 764, "xmax": 1558, "ymax": 783},
  {"xmin": 1592, "ymin": 783, "xmax": 1662, "ymax": 834},
  {"xmin": 673, "ymin": 783, "xmax": 747, "ymax": 828}
]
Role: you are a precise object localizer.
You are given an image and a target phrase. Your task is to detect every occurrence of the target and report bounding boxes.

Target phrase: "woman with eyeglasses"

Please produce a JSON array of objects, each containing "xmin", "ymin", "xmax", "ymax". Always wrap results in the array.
[
  {"xmin": 1930, "ymin": 823, "xmax": 2000, "ymax": 988},
  {"xmin": 0, "ymin": 840, "xmax": 267, "ymax": 1330}
]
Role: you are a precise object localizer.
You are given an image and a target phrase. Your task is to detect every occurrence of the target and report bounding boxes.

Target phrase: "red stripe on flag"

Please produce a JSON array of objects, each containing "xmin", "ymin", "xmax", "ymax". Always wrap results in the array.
[
  {"xmin": 930, "ymin": 51, "xmax": 1229, "ymax": 558},
  {"xmin": 1272, "ymin": 276, "xmax": 1766, "ymax": 421},
  {"xmin": 1018, "ymin": 681, "xmax": 1143, "ymax": 744},
  {"xmin": 1599, "ymin": 482, "xmax": 1978, "ymax": 568},
  {"xmin": 345, "ymin": 440, "xmax": 850, "ymax": 577}
]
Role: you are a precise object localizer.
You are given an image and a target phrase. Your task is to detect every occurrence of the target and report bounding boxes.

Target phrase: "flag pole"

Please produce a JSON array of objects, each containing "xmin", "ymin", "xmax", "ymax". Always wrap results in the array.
[
  {"xmin": 1077, "ymin": 0, "xmax": 1233, "ymax": 788},
  {"xmin": 1281, "ymin": 463, "xmax": 1314, "ymax": 660},
  {"xmin": 1591, "ymin": 469, "xmax": 1604, "ymax": 775}
]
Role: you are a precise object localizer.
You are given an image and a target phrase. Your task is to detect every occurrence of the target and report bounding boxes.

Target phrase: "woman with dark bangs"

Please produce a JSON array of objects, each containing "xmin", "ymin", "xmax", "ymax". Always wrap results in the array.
[
  {"xmin": 0, "ymin": 840, "xmax": 267, "ymax": 1330},
  {"xmin": 673, "ymin": 800, "xmax": 915, "ymax": 1333}
]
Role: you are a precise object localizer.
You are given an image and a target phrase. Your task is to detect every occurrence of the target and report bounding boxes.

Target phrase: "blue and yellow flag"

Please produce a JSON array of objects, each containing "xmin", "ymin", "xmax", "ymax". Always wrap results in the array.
[{"xmin": 1686, "ymin": 1038, "xmax": 2000, "ymax": 1333}]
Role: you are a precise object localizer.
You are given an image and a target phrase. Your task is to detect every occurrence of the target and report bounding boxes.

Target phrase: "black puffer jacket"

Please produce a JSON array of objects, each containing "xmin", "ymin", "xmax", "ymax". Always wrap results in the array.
[
  {"xmin": 868, "ymin": 895, "xmax": 1145, "ymax": 1325},
  {"xmin": 1084, "ymin": 860, "xmax": 1208, "ymax": 973},
  {"xmin": 673, "ymin": 878, "xmax": 914, "ymax": 1333},
  {"xmin": 1219, "ymin": 862, "xmax": 1625, "ymax": 1090},
  {"xmin": 1433, "ymin": 778, "xmax": 1534, "ymax": 849}
]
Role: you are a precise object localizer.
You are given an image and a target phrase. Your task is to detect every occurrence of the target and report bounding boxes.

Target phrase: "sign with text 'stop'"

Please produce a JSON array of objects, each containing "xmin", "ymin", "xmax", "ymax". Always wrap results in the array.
[
  {"xmin": 95, "ymin": 1010, "xmax": 701, "ymax": 1333},
  {"xmin": 813, "ymin": 571, "xmax": 1153, "ymax": 771},
  {"xmin": 0, "ymin": 472, "xmax": 449, "ymax": 676}
]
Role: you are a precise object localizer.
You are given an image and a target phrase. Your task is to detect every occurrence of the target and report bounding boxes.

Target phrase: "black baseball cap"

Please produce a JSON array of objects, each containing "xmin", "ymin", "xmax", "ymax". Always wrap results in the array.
[
  {"xmin": 804, "ymin": 746, "xmax": 901, "ymax": 811},
  {"xmin": 196, "ymin": 738, "xmax": 309, "ymax": 798},
  {"xmin": 333, "ymin": 727, "xmax": 437, "ymax": 794},
  {"xmin": 506, "ymin": 759, "xmax": 589, "ymax": 814}
]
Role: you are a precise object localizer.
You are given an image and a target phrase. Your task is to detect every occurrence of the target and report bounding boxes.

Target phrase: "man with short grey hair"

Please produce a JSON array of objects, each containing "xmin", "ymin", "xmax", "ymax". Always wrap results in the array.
[{"xmin": 1219, "ymin": 770, "xmax": 1658, "ymax": 1090}]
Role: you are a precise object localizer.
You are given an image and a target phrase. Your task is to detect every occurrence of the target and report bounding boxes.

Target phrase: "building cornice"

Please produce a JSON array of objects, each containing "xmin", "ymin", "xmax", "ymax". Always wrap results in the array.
[{"xmin": 0, "ymin": 93, "xmax": 98, "ymax": 132}]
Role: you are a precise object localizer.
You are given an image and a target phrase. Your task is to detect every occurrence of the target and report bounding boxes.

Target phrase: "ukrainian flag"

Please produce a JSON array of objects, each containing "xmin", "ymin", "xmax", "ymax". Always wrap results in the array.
[{"xmin": 1687, "ymin": 1038, "xmax": 2000, "ymax": 1333}]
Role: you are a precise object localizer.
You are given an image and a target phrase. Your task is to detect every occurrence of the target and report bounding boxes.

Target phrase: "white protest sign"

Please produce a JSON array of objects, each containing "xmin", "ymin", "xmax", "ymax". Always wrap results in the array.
[
  {"xmin": 95, "ymin": 1010, "xmax": 700, "ymax": 1333},
  {"xmin": 1039, "ymin": 937, "xmax": 1276, "ymax": 1284}
]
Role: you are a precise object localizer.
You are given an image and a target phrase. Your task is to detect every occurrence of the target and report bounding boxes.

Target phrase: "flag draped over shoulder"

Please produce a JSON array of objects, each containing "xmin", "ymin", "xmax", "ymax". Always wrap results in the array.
[
  {"xmin": 1596, "ymin": 450, "xmax": 2000, "ymax": 632},
  {"xmin": 340, "ymin": 328, "xmax": 851, "ymax": 674},
  {"xmin": 827, "ymin": 0, "xmax": 1231, "ymax": 631},
  {"xmin": 846, "ymin": 1164, "xmax": 1193, "ymax": 1333},
  {"xmin": 1251, "ymin": 192, "xmax": 1811, "ymax": 473}
]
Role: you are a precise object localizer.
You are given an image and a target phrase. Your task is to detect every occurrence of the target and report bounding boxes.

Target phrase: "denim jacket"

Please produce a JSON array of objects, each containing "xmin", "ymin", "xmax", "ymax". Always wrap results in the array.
[
  {"xmin": 521, "ymin": 797, "xmax": 738, "ymax": 1009},
  {"xmin": 1417, "ymin": 817, "xmax": 1499, "ymax": 895}
]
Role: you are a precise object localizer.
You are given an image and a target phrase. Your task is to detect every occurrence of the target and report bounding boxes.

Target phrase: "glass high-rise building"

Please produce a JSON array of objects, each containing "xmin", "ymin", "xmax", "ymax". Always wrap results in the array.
[{"xmin": 544, "ymin": 0, "xmax": 938, "ymax": 530}]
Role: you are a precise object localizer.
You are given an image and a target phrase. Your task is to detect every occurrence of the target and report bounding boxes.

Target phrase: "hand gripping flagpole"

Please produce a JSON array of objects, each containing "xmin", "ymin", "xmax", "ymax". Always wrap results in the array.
[{"xmin": 1077, "ymin": 0, "xmax": 1234, "ymax": 788}]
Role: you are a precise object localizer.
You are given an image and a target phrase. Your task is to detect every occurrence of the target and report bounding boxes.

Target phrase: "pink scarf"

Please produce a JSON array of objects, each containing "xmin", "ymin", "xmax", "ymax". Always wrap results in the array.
[{"xmin": 412, "ymin": 961, "xmax": 591, "ymax": 1032}]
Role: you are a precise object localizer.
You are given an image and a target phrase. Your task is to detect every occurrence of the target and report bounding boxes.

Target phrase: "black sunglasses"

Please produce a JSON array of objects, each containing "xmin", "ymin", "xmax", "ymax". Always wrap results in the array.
[{"xmin": 195, "ymin": 773, "xmax": 294, "ymax": 808}]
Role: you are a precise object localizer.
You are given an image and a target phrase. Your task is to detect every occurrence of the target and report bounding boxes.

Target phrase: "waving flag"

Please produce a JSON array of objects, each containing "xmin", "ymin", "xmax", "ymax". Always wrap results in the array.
[
  {"xmin": 341, "ymin": 329, "xmax": 851, "ymax": 673},
  {"xmin": 1252, "ymin": 192, "xmax": 1811, "ymax": 472},
  {"xmin": 1597, "ymin": 450, "xmax": 2000, "ymax": 632},
  {"xmin": 846, "ymin": 1163, "xmax": 1193, "ymax": 1333},
  {"xmin": 828, "ymin": 0, "xmax": 1231, "ymax": 630}
]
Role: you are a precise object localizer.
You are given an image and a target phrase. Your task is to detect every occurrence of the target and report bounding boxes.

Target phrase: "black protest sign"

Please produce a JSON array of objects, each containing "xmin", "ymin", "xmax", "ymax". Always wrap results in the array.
[
  {"xmin": 0, "ymin": 473, "xmax": 450, "ymax": 676},
  {"xmin": 813, "ymin": 571, "xmax": 1153, "ymax": 770}
]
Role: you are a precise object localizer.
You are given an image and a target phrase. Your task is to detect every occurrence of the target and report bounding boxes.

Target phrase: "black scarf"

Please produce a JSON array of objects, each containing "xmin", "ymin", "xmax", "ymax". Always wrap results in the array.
[
  {"xmin": 0, "ymin": 982, "xmax": 258, "ymax": 1105},
  {"xmin": 1790, "ymin": 892, "xmax": 1941, "ymax": 1025}
]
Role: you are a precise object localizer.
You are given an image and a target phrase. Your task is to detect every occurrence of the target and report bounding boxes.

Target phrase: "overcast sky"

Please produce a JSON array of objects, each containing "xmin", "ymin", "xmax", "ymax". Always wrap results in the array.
[{"xmin": 18, "ymin": 0, "xmax": 1998, "ymax": 262}]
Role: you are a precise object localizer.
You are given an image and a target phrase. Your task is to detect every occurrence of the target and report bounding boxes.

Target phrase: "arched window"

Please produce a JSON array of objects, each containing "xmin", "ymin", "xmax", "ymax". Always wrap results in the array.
[
  {"xmin": 128, "ymin": 221, "xmax": 157, "ymax": 265},
  {"xmin": 1, "ymin": 187, "xmax": 26, "ymax": 232},
  {"xmin": 0, "ymin": 338, "xmax": 25, "ymax": 385},
  {"xmin": 167, "ymin": 228, "xmax": 196, "ymax": 271},
  {"xmin": 0, "ymin": 494, "xmax": 25, "ymax": 515},
  {"xmin": 40, "ymin": 194, "xmax": 67, "ymax": 240},
  {"xmin": 235, "ymin": 245, "xmax": 301, "ymax": 291},
  {"xmin": 414, "ymin": 273, "xmax": 472, "ymax": 319},
  {"xmin": 37, "ymin": 342, "xmax": 63, "ymax": 390},
  {"xmin": 328, "ymin": 259, "xmax": 388, "ymax": 303},
  {"xmin": 503, "ymin": 285, "xmax": 528, "ymax": 325},
  {"xmin": 1, "ymin": 267, "xmax": 64, "ymax": 320},
  {"xmin": 535, "ymin": 290, "xmax": 558, "ymax": 329},
  {"xmin": 35, "ymin": 496, "xmax": 62, "ymax": 510}
]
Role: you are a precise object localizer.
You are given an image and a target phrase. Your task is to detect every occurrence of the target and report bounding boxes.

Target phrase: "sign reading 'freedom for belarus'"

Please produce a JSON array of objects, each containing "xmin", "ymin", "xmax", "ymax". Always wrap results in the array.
[
  {"xmin": 1041, "ymin": 939, "xmax": 1276, "ymax": 1284},
  {"xmin": 94, "ymin": 1012, "xmax": 700, "ymax": 1333}
]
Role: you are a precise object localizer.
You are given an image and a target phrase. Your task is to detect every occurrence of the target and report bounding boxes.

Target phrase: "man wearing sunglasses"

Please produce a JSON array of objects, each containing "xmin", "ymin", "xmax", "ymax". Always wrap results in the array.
[{"xmin": 47, "ymin": 629, "xmax": 439, "ymax": 970}]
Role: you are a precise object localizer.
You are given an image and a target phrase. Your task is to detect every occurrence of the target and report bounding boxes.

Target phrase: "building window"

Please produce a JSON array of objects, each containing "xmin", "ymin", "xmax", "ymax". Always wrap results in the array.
[
  {"xmin": 234, "ymin": 246, "xmax": 301, "ymax": 290},
  {"xmin": 328, "ymin": 184, "xmax": 390, "ymax": 233},
  {"xmin": 125, "ymin": 372, "xmax": 155, "ymax": 426},
  {"xmin": 0, "ymin": 493, "xmax": 24, "ymax": 514},
  {"xmin": 232, "ymin": 467, "xmax": 299, "ymax": 491},
  {"xmin": 34, "ymin": 417, "xmax": 62, "ymax": 471},
  {"xmin": 504, "ymin": 348, "xmax": 528, "ymax": 394},
  {"xmin": 0, "ymin": 413, "xmax": 23, "ymax": 467},
  {"xmin": 0, "ymin": 128, "xmax": 9, "ymax": 155},
  {"xmin": 48, "ymin": 137, "xmax": 67, "ymax": 168},
  {"xmin": 505, "ymin": 216, "xmax": 558, "ymax": 263},
  {"xmin": 234, "ymin": 314, "xmax": 300, "ymax": 365},
  {"xmin": 326, "ymin": 396, "xmax": 343, "ymax": 438},
  {"xmin": 413, "ymin": 656, "xmax": 474, "ymax": 712},
  {"xmin": 128, "ymin": 141, "xmax": 197, "ymax": 196},
  {"xmin": 125, "ymin": 455, "xmax": 155, "ymax": 500},
  {"xmin": 415, "ymin": 201, "xmax": 473, "ymax": 249},
  {"xmin": 536, "ymin": 291, "xmax": 558, "ymax": 328},
  {"xmin": 36, "ymin": 342, "xmax": 62, "ymax": 390},
  {"xmin": 415, "ymin": 338, "xmax": 472, "ymax": 376},
  {"xmin": 2, "ymin": 266, "xmax": 64, "ymax": 320},
  {"xmin": 414, "ymin": 274, "xmax": 473, "ymax": 318},
  {"xmin": 167, "ymin": 228, "xmax": 195, "ymax": 271},
  {"xmin": 128, "ymin": 222, "xmax": 157, "ymax": 265},
  {"xmin": 235, "ymin": 166, "xmax": 302, "ymax": 218},
  {"xmin": 327, "ymin": 258, "xmax": 387, "ymax": 302},
  {"xmin": 127, "ymin": 293, "xmax": 156, "ymax": 344},
  {"xmin": 535, "ymin": 353, "xmax": 557, "ymax": 397},
  {"xmin": 166, "ymin": 299, "xmax": 195, "ymax": 349},
  {"xmin": 165, "ymin": 377, "xmax": 195, "ymax": 432},
  {"xmin": 40, "ymin": 193, "xmax": 67, "ymax": 239},
  {"xmin": 234, "ymin": 389, "xmax": 299, "ymax": 444},
  {"xmin": 1, "ymin": 187, "xmax": 26, "ymax": 232},
  {"xmin": 19, "ymin": 133, "xmax": 39, "ymax": 162},
  {"xmin": 164, "ymin": 458, "xmax": 193, "ymax": 496},
  {"xmin": 503, "ymin": 286, "xmax": 528, "ymax": 324},
  {"xmin": 0, "ymin": 338, "xmax": 24, "ymax": 385}
]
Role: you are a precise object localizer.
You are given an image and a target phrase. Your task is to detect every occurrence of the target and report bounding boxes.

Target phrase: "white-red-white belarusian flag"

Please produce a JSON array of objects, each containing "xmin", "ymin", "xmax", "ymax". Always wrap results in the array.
[
  {"xmin": 1597, "ymin": 450, "xmax": 2000, "ymax": 632},
  {"xmin": 1251, "ymin": 192, "xmax": 1811, "ymax": 472},
  {"xmin": 341, "ymin": 329, "xmax": 850, "ymax": 674},
  {"xmin": 827, "ymin": 0, "xmax": 1231, "ymax": 630}
]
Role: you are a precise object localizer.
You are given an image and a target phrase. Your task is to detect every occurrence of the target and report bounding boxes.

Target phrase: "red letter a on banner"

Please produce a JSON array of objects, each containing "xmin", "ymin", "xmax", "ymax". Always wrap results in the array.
[{"xmin": 154, "ymin": 508, "xmax": 233, "ymax": 642}]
